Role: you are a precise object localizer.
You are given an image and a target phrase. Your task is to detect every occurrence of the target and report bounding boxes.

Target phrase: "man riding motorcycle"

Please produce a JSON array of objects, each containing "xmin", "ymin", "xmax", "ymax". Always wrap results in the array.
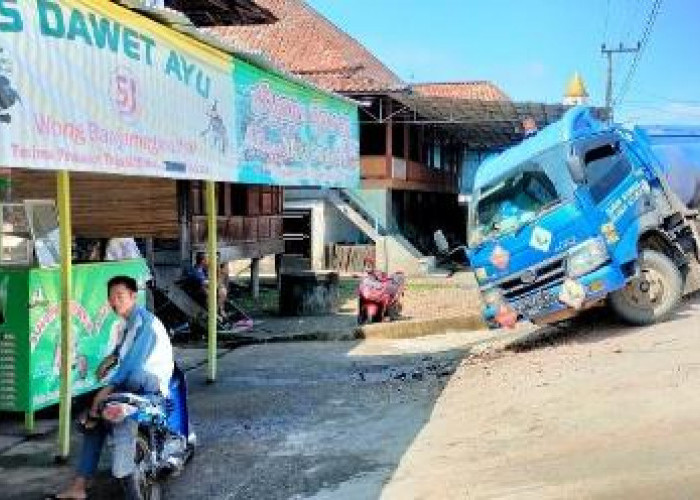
[{"xmin": 52, "ymin": 275, "xmax": 174, "ymax": 500}]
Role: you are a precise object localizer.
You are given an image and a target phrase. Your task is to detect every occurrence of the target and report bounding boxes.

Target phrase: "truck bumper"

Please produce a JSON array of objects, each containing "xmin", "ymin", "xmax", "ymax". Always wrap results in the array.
[{"xmin": 505, "ymin": 263, "xmax": 629, "ymax": 324}]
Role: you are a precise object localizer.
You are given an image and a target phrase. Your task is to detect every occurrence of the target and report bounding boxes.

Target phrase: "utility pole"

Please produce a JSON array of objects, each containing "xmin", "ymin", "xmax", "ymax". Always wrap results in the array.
[{"xmin": 601, "ymin": 42, "xmax": 640, "ymax": 121}]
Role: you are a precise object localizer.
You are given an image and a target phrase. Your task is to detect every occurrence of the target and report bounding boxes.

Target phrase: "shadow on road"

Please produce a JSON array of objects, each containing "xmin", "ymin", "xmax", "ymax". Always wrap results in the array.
[{"xmin": 163, "ymin": 341, "xmax": 469, "ymax": 500}]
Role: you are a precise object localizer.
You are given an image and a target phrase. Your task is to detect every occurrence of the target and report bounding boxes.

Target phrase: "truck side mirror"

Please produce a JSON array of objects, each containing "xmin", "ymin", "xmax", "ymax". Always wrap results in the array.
[
  {"xmin": 566, "ymin": 147, "xmax": 586, "ymax": 184},
  {"xmin": 434, "ymin": 230, "xmax": 449, "ymax": 255}
]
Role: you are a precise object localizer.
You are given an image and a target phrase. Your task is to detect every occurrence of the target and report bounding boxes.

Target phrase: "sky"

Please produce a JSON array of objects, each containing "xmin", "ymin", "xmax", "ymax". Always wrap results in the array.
[{"xmin": 306, "ymin": 0, "xmax": 700, "ymax": 125}]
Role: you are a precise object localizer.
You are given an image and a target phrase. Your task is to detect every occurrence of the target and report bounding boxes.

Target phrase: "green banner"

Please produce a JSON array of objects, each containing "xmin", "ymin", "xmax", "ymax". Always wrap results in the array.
[{"xmin": 234, "ymin": 59, "xmax": 360, "ymax": 187}]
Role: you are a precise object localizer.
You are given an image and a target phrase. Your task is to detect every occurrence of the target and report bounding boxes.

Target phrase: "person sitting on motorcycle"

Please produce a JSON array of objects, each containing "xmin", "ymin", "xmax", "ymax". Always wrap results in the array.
[{"xmin": 53, "ymin": 275, "xmax": 174, "ymax": 500}]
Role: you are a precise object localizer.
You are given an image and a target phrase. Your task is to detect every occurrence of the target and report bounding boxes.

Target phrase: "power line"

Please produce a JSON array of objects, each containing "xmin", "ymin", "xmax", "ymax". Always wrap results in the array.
[{"xmin": 613, "ymin": 0, "xmax": 663, "ymax": 106}]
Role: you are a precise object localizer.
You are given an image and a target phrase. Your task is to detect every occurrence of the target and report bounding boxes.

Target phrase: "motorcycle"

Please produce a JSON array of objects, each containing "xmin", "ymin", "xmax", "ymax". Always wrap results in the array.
[
  {"xmin": 97, "ymin": 365, "xmax": 196, "ymax": 499},
  {"xmin": 357, "ymin": 268, "xmax": 406, "ymax": 325}
]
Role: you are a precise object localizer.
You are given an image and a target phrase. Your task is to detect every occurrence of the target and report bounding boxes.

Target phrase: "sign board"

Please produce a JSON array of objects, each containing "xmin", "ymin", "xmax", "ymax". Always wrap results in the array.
[
  {"xmin": 235, "ymin": 59, "xmax": 360, "ymax": 187},
  {"xmin": 0, "ymin": 0, "xmax": 235, "ymax": 181},
  {"xmin": 0, "ymin": 0, "xmax": 360, "ymax": 187}
]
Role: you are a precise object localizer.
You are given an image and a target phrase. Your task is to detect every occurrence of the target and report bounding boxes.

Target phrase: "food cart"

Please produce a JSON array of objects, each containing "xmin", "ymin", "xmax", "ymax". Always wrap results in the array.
[{"xmin": 0, "ymin": 199, "xmax": 150, "ymax": 428}]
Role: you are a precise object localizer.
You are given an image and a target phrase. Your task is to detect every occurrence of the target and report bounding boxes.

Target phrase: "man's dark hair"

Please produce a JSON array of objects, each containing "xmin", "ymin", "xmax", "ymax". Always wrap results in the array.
[
  {"xmin": 107, "ymin": 275, "xmax": 138, "ymax": 293},
  {"xmin": 195, "ymin": 252, "xmax": 207, "ymax": 265}
]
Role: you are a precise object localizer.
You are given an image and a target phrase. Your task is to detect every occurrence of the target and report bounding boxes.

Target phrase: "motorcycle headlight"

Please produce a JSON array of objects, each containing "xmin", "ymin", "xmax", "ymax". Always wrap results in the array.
[
  {"xmin": 567, "ymin": 237, "xmax": 609, "ymax": 278},
  {"xmin": 482, "ymin": 287, "xmax": 504, "ymax": 307}
]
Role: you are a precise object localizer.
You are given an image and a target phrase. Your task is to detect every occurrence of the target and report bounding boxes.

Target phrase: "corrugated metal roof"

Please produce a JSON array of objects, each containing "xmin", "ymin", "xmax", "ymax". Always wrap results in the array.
[{"xmin": 389, "ymin": 92, "xmax": 581, "ymax": 149}]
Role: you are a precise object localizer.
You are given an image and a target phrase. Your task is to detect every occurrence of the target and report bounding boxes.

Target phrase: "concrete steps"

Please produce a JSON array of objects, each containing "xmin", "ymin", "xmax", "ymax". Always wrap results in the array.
[{"xmin": 326, "ymin": 189, "xmax": 430, "ymax": 275}]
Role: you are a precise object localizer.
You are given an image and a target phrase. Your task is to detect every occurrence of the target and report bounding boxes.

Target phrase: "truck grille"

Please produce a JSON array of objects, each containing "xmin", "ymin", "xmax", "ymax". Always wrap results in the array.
[{"xmin": 499, "ymin": 258, "xmax": 567, "ymax": 300}]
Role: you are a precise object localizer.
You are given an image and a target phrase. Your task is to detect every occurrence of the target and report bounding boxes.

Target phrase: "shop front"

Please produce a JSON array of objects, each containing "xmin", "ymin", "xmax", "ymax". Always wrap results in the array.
[{"xmin": 1, "ymin": 0, "xmax": 359, "ymax": 455}]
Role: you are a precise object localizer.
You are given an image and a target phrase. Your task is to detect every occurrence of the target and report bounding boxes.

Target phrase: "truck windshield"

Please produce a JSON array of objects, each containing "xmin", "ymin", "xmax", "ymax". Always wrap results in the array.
[{"xmin": 470, "ymin": 145, "xmax": 573, "ymax": 246}]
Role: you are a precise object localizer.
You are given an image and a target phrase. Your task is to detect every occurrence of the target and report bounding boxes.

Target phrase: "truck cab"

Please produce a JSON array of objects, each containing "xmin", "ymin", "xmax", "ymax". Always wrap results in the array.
[{"xmin": 466, "ymin": 106, "xmax": 700, "ymax": 327}]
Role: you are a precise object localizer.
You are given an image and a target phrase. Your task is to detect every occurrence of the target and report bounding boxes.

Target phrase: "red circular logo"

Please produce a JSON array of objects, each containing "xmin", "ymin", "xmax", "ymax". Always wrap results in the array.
[{"xmin": 110, "ymin": 66, "xmax": 141, "ymax": 123}]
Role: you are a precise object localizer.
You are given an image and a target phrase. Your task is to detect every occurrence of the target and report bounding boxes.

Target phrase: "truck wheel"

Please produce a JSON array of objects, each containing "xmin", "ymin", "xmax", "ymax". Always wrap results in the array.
[{"xmin": 609, "ymin": 249, "xmax": 683, "ymax": 325}]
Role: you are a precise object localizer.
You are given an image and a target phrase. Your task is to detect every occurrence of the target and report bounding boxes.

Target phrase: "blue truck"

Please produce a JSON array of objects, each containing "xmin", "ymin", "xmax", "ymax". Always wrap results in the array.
[{"xmin": 462, "ymin": 106, "xmax": 700, "ymax": 327}]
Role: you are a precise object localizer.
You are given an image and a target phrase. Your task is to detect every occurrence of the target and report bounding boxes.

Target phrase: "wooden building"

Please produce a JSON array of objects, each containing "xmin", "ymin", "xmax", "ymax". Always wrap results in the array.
[
  {"xmin": 209, "ymin": 0, "xmax": 573, "ymax": 269},
  {"xmin": 3, "ymin": 170, "xmax": 284, "ymax": 264}
]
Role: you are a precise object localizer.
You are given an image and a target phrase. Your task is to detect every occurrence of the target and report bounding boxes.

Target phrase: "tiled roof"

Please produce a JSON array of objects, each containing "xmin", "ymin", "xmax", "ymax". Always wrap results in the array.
[
  {"xmin": 205, "ymin": 0, "xmax": 405, "ymax": 93},
  {"xmin": 412, "ymin": 82, "xmax": 510, "ymax": 101}
]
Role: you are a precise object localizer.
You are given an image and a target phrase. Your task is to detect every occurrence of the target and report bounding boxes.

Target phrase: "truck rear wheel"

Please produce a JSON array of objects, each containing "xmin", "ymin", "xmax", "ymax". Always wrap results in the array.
[{"xmin": 609, "ymin": 249, "xmax": 683, "ymax": 325}]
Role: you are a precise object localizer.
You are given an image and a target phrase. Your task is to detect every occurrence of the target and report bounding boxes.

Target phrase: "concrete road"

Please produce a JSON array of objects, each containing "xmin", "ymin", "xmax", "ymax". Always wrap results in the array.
[
  {"xmin": 382, "ymin": 294, "xmax": 700, "ymax": 499},
  {"xmin": 4, "ymin": 295, "xmax": 700, "ymax": 499},
  {"xmin": 165, "ymin": 337, "xmax": 474, "ymax": 500}
]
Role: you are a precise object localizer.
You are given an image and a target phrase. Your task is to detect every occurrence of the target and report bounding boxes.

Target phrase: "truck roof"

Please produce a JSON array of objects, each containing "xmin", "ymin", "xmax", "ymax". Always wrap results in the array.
[{"xmin": 472, "ymin": 106, "xmax": 606, "ymax": 191}]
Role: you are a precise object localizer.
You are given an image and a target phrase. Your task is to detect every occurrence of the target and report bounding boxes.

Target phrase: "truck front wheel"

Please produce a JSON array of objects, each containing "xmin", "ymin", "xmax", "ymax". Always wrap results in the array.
[{"xmin": 609, "ymin": 249, "xmax": 683, "ymax": 325}]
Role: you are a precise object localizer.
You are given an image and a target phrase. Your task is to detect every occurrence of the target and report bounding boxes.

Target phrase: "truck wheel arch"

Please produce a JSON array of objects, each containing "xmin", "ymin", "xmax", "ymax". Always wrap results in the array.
[{"xmin": 637, "ymin": 229, "xmax": 688, "ymax": 271}]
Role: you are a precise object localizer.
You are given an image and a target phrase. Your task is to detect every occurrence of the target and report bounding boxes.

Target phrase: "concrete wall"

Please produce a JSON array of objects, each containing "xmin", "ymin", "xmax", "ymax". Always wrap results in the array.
[
  {"xmin": 347, "ymin": 188, "xmax": 392, "ymax": 229},
  {"xmin": 323, "ymin": 202, "xmax": 365, "ymax": 245}
]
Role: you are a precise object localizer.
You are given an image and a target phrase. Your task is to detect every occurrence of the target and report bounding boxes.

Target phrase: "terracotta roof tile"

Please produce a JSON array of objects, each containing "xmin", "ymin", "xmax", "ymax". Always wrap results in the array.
[
  {"xmin": 413, "ymin": 82, "xmax": 510, "ymax": 101},
  {"xmin": 205, "ymin": 0, "xmax": 404, "ymax": 93}
]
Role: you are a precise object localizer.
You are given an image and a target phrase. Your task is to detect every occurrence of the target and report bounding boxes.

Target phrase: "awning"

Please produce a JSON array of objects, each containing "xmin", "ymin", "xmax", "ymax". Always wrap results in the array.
[{"xmin": 388, "ymin": 92, "xmax": 605, "ymax": 150}]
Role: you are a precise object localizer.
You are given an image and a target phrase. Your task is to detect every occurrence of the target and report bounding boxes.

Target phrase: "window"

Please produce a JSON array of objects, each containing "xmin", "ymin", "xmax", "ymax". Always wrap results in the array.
[
  {"xmin": 475, "ymin": 169, "xmax": 559, "ymax": 242},
  {"xmin": 584, "ymin": 143, "xmax": 631, "ymax": 203},
  {"xmin": 0, "ymin": 203, "xmax": 32, "ymax": 266}
]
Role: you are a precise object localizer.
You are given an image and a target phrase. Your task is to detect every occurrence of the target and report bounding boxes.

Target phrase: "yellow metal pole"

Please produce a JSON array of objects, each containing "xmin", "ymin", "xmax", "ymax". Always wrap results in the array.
[
  {"xmin": 205, "ymin": 180, "xmax": 218, "ymax": 382},
  {"xmin": 57, "ymin": 170, "xmax": 73, "ymax": 459}
]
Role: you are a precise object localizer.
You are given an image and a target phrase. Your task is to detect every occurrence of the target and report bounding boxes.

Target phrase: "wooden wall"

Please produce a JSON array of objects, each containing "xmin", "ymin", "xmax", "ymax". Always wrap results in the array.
[
  {"xmin": 6, "ymin": 169, "xmax": 179, "ymax": 238},
  {"xmin": 189, "ymin": 182, "xmax": 283, "ymax": 217}
]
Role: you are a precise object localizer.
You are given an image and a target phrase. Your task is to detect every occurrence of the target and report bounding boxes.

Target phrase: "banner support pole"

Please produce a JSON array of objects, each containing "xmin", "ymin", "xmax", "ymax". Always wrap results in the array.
[
  {"xmin": 56, "ymin": 170, "xmax": 73, "ymax": 460},
  {"xmin": 205, "ymin": 180, "xmax": 218, "ymax": 383}
]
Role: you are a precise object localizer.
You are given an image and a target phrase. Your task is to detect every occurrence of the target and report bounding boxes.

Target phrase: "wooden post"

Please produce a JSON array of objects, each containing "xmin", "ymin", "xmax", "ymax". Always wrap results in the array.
[
  {"xmin": 274, "ymin": 253, "xmax": 283, "ymax": 291},
  {"xmin": 404, "ymin": 123, "xmax": 410, "ymax": 162},
  {"xmin": 385, "ymin": 98, "xmax": 393, "ymax": 178},
  {"xmin": 144, "ymin": 237, "xmax": 155, "ymax": 311},
  {"xmin": 205, "ymin": 180, "xmax": 218, "ymax": 383},
  {"xmin": 250, "ymin": 257, "xmax": 260, "ymax": 299},
  {"xmin": 56, "ymin": 170, "xmax": 73, "ymax": 459}
]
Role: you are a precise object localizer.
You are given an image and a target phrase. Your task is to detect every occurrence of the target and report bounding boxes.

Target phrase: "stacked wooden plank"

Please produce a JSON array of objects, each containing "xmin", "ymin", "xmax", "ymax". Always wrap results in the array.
[{"xmin": 328, "ymin": 244, "xmax": 375, "ymax": 273}]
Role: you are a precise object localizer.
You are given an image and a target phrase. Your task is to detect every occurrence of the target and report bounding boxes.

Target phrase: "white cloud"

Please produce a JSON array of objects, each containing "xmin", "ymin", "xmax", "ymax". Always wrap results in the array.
[{"xmin": 617, "ymin": 102, "xmax": 700, "ymax": 126}]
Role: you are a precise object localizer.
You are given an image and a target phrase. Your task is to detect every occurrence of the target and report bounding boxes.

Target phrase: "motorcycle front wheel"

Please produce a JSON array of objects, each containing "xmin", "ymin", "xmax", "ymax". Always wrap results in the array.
[{"xmin": 135, "ymin": 432, "xmax": 163, "ymax": 500}]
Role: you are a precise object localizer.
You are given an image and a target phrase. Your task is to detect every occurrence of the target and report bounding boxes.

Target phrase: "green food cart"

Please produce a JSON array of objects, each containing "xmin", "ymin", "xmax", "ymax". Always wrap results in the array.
[{"xmin": 0, "ymin": 200, "xmax": 150, "ymax": 427}]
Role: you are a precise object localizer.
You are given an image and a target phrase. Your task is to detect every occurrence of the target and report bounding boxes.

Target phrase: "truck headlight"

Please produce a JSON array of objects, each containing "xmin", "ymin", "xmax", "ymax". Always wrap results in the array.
[{"xmin": 567, "ymin": 237, "xmax": 609, "ymax": 278}]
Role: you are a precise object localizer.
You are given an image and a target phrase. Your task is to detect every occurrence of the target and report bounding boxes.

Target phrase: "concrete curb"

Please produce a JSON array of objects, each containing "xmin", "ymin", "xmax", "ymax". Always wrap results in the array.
[{"xmin": 355, "ymin": 314, "xmax": 487, "ymax": 340}]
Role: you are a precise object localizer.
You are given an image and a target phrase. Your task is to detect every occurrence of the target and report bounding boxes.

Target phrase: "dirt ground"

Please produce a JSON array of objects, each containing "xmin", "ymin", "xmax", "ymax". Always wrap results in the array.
[
  {"xmin": 381, "ymin": 294, "xmax": 700, "ymax": 499},
  {"xmin": 228, "ymin": 272, "xmax": 483, "ymax": 342}
]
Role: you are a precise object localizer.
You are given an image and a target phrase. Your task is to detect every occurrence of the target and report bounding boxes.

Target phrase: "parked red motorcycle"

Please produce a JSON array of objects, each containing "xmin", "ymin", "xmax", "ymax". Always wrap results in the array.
[{"xmin": 357, "ymin": 262, "xmax": 406, "ymax": 325}]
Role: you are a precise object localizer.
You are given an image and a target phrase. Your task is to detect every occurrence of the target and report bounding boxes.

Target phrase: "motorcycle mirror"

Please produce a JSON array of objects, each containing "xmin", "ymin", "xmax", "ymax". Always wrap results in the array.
[{"xmin": 434, "ymin": 230, "xmax": 449, "ymax": 255}]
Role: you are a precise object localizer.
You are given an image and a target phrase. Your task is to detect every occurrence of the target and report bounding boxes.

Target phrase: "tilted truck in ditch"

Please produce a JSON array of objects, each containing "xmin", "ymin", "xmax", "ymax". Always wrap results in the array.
[{"xmin": 463, "ymin": 106, "xmax": 700, "ymax": 327}]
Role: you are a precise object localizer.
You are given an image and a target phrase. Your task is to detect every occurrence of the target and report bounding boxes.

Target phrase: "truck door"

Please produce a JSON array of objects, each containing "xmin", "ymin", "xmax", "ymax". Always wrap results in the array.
[{"xmin": 573, "ymin": 136, "xmax": 652, "ymax": 258}]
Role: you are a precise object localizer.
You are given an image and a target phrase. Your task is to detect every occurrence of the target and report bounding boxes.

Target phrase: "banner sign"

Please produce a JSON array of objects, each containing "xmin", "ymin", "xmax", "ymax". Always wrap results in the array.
[
  {"xmin": 235, "ymin": 59, "xmax": 360, "ymax": 187},
  {"xmin": 0, "ymin": 0, "xmax": 236, "ymax": 180},
  {"xmin": 0, "ymin": 0, "xmax": 360, "ymax": 187}
]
